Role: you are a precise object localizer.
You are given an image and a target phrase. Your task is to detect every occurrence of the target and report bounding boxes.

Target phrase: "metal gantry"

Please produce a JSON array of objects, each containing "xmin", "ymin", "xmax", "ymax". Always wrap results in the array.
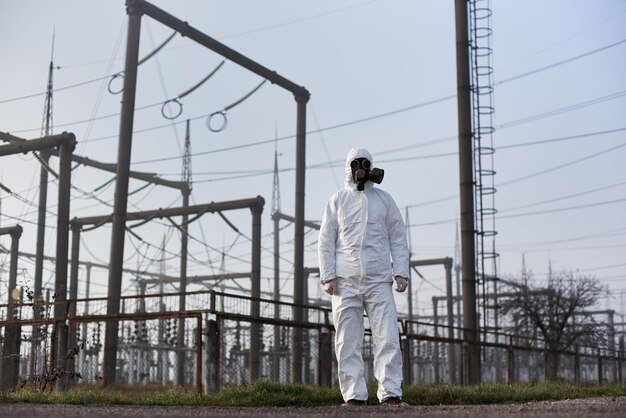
[
  {"xmin": 0, "ymin": 132, "xmax": 77, "ymax": 391},
  {"xmin": 71, "ymin": 196, "xmax": 265, "ymax": 385},
  {"xmin": 105, "ymin": 0, "xmax": 309, "ymax": 386}
]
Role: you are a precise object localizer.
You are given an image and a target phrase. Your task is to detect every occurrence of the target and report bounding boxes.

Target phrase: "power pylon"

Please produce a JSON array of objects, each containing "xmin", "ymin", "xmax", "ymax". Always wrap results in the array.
[
  {"xmin": 271, "ymin": 128, "xmax": 281, "ymax": 215},
  {"xmin": 182, "ymin": 119, "xmax": 192, "ymax": 191}
]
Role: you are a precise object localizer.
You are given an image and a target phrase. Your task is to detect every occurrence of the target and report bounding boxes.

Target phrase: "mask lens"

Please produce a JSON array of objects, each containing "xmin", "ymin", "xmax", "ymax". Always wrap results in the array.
[{"xmin": 350, "ymin": 158, "xmax": 371, "ymax": 170}]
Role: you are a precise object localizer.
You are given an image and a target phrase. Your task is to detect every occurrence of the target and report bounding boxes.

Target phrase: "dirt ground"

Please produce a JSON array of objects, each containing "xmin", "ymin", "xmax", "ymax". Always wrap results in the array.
[{"xmin": 0, "ymin": 396, "xmax": 625, "ymax": 418}]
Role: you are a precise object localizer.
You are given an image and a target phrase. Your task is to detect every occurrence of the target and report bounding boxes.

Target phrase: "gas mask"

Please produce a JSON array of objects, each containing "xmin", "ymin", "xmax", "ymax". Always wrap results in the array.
[{"xmin": 350, "ymin": 158, "xmax": 384, "ymax": 191}]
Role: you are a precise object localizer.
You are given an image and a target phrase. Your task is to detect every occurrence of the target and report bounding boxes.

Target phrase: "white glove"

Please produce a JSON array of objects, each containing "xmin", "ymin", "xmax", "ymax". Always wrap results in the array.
[
  {"xmin": 323, "ymin": 279, "xmax": 338, "ymax": 296},
  {"xmin": 394, "ymin": 276, "xmax": 408, "ymax": 293}
]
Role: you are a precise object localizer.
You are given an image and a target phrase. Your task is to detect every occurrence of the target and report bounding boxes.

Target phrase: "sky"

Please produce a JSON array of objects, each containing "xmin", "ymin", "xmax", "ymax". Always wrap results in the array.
[{"xmin": 0, "ymin": 0, "xmax": 624, "ymax": 325}]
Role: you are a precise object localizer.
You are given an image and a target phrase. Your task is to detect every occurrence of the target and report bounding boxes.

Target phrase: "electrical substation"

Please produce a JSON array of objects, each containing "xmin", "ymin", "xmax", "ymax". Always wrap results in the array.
[{"xmin": 0, "ymin": 0, "xmax": 624, "ymax": 393}]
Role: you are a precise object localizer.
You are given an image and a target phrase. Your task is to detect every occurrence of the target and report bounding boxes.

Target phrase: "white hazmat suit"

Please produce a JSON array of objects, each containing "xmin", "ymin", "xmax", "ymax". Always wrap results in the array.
[{"xmin": 318, "ymin": 148, "xmax": 409, "ymax": 403}]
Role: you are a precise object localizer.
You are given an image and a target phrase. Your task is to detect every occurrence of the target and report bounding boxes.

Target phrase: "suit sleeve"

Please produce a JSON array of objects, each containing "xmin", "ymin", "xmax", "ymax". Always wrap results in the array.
[
  {"xmin": 317, "ymin": 197, "xmax": 338, "ymax": 284},
  {"xmin": 387, "ymin": 195, "xmax": 410, "ymax": 279}
]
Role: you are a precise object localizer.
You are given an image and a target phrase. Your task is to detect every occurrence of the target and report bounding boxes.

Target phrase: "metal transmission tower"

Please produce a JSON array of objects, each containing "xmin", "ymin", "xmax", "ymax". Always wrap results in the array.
[
  {"xmin": 270, "ymin": 133, "xmax": 282, "ymax": 381},
  {"xmin": 176, "ymin": 119, "xmax": 192, "ymax": 385},
  {"xmin": 469, "ymin": 1, "xmax": 499, "ymax": 343},
  {"xmin": 182, "ymin": 120, "xmax": 192, "ymax": 189},
  {"xmin": 271, "ymin": 132, "xmax": 281, "ymax": 216}
]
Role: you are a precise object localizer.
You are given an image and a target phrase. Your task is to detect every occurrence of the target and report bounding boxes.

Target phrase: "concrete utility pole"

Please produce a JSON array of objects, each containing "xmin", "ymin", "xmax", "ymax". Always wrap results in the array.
[
  {"xmin": 454, "ymin": 0, "xmax": 481, "ymax": 384},
  {"xmin": 103, "ymin": 0, "xmax": 143, "ymax": 388}
]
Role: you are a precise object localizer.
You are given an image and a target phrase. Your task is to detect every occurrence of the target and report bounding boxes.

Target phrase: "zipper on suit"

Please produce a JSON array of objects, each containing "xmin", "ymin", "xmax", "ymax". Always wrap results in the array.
[{"xmin": 358, "ymin": 192, "xmax": 368, "ymax": 281}]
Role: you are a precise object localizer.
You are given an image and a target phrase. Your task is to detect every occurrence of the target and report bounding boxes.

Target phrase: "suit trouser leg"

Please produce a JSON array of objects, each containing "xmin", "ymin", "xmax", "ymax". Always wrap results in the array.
[
  {"xmin": 365, "ymin": 282, "xmax": 403, "ymax": 401},
  {"xmin": 332, "ymin": 288, "xmax": 367, "ymax": 401}
]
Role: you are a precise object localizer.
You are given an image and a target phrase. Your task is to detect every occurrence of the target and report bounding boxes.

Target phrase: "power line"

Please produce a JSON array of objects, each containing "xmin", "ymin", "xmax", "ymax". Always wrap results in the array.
[
  {"xmin": 497, "ymin": 8, "xmax": 626, "ymax": 72},
  {"xmin": 496, "ymin": 91, "xmax": 626, "ymax": 130},
  {"xmin": 499, "ymin": 243, "xmax": 626, "ymax": 253},
  {"xmin": 0, "ymin": 75, "xmax": 110, "ymax": 105},
  {"xmin": 498, "ymin": 127, "xmax": 626, "ymax": 150},
  {"xmin": 497, "ymin": 197, "xmax": 626, "ymax": 220},
  {"xmin": 498, "ymin": 180, "xmax": 626, "ymax": 213},
  {"xmin": 180, "ymin": 127, "xmax": 625, "ymax": 183},
  {"xmin": 495, "ymin": 38, "xmax": 626, "ymax": 85},
  {"xmin": 409, "ymin": 198, "xmax": 626, "ymax": 230},
  {"xmin": 499, "ymin": 227, "xmax": 626, "ymax": 249},
  {"xmin": 497, "ymin": 142, "xmax": 626, "ymax": 187},
  {"xmin": 132, "ymin": 91, "xmax": 626, "ymax": 166},
  {"xmin": 4, "ymin": 53, "xmax": 624, "ymax": 165}
]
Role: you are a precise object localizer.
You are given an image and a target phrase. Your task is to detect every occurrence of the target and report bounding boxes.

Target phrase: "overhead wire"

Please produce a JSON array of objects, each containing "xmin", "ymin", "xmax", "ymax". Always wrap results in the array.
[
  {"xmin": 497, "ymin": 141, "xmax": 626, "ymax": 187},
  {"xmin": 206, "ymin": 79, "xmax": 267, "ymax": 132},
  {"xmin": 408, "ymin": 197, "xmax": 626, "ymax": 229},
  {"xmin": 160, "ymin": 60, "xmax": 225, "ymax": 120},
  {"xmin": 141, "ymin": 21, "xmax": 185, "ymax": 160},
  {"xmin": 497, "ymin": 7, "xmax": 626, "ymax": 72},
  {"xmin": 185, "ymin": 125, "xmax": 625, "ymax": 183},
  {"xmin": 3, "ymin": 30, "xmax": 621, "ymax": 138},
  {"xmin": 496, "ymin": 90, "xmax": 626, "ymax": 130},
  {"xmin": 79, "ymin": 17, "xmax": 127, "ymax": 155},
  {"xmin": 497, "ymin": 198, "xmax": 626, "ymax": 220},
  {"xmin": 4, "ymin": 36, "xmax": 624, "ymax": 159},
  {"xmin": 131, "ymin": 86, "xmax": 626, "ymax": 166},
  {"xmin": 107, "ymin": 29, "xmax": 178, "ymax": 95},
  {"xmin": 311, "ymin": 104, "xmax": 341, "ymax": 189},
  {"xmin": 498, "ymin": 227, "xmax": 626, "ymax": 249},
  {"xmin": 2, "ymin": 12, "xmax": 621, "ymax": 288},
  {"xmin": 495, "ymin": 39, "xmax": 626, "ymax": 86},
  {"xmin": 0, "ymin": 0, "xmax": 383, "ymax": 105},
  {"xmin": 497, "ymin": 180, "xmax": 626, "ymax": 213}
]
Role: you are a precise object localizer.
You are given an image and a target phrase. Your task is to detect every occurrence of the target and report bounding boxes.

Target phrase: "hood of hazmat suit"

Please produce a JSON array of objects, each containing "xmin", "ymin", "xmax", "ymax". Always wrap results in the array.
[{"xmin": 317, "ymin": 148, "xmax": 409, "ymax": 285}]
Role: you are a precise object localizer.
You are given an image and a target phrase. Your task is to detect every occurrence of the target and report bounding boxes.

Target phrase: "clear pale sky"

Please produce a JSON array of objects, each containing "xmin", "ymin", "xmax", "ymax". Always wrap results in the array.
[{"xmin": 0, "ymin": 1, "xmax": 624, "ymax": 321}]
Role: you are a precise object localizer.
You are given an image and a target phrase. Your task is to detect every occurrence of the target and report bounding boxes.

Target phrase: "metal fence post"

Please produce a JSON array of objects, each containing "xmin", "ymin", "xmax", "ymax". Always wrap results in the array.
[
  {"xmin": 205, "ymin": 319, "xmax": 218, "ymax": 393},
  {"xmin": 195, "ymin": 315, "xmax": 202, "ymax": 393},
  {"xmin": 460, "ymin": 341, "xmax": 466, "ymax": 385},
  {"xmin": 598, "ymin": 348, "xmax": 603, "ymax": 385},
  {"xmin": 0, "ymin": 323, "xmax": 21, "ymax": 391},
  {"xmin": 619, "ymin": 336, "xmax": 624, "ymax": 384},
  {"xmin": 507, "ymin": 335, "xmax": 515, "ymax": 385},
  {"xmin": 574, "ymin": 345, "xmax": 580, "ymax": 385},
  {"xmin": 318, "ymin": 326, "xmax": 332, "ymax": 387},
  {"xmin": 401, "ymin": 336, "xmax": 411, "ymax": 385}
]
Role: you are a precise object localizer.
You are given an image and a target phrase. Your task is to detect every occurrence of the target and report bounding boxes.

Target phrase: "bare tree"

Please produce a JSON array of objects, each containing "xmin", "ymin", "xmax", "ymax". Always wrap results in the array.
[{"xmin": 500, "ymin": 269, "xmax": 604, "ymax": 381}]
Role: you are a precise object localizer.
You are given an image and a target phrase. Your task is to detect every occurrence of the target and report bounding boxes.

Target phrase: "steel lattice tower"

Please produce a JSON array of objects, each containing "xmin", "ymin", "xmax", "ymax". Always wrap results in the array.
[
  {"xmin": 271, "ymin": 130, "xmax": 281, "ymax": 215},
  {"xmin": 182, "ymin": 119, "xmax": 192, "ymax": 190}
]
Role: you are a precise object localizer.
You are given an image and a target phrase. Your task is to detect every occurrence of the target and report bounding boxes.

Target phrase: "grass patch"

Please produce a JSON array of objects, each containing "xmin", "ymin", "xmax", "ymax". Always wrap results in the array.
[
  {"xmin": 1, "ymin": 381, "xmax": 625, "ymax": 406},
  {"xmin": 403, "ymin": 382, "xmax": 626, "ymax": 405}
]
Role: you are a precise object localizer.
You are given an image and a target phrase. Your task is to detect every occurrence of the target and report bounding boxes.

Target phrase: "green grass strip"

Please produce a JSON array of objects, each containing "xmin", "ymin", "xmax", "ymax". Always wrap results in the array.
[{"xmin": 1, "ymin": 381, "xmax": 625, "ymax": 407}]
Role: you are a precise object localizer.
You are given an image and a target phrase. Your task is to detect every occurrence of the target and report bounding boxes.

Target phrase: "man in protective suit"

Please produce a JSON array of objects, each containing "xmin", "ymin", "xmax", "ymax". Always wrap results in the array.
[{"xmin": 318, "ymin": 148, "xmax": 409, "ymax": 406}]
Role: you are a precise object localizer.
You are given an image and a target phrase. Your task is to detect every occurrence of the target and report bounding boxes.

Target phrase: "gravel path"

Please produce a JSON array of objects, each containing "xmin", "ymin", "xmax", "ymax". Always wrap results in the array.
[{"xmin": 0, "ymin": 396, "xmax": 624, "ymax": 418}]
